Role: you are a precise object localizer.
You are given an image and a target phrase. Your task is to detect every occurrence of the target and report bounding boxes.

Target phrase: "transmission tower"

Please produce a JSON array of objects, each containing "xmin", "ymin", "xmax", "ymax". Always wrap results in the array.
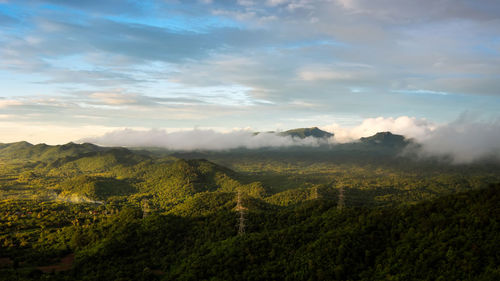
[
  {"xmin": 337, "ymin": 186, "xmax": 345, "ymax": 210},
  {"xmin": 311, "ymin": 186, "xmax": 319, "ymax": 200},
  {"xmin": 235, "ymin": 190, "xmax": 247, "ymax": 235},
  {"xmin": 142, "ymin": 199, "xmax": 151, "ymax": 218}
]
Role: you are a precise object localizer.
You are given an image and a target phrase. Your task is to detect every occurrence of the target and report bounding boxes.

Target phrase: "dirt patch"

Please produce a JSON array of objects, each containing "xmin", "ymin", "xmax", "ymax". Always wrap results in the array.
[
  {"xmin": 37, "ymin": 253, "xmax": 74, "ymax": 273},
  {"xmin": 152, "ymin": 269, "xmax": 165, "ymax": 276},
  {"xmin": 0, "ymin": 257, "xmax": 13, "ymax": 268}
]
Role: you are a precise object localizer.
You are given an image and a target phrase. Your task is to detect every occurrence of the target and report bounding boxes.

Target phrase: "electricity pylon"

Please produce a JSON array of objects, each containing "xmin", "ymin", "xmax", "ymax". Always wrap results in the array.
[
  {"xmin": 235, "ymin": 190, "xmax": 247, "ymax": 235},
  {"xmin": 142, "ymin": 199, "xmax": 151, "ymax": 218},
  {"xmin": 337, "ymin": 186, "xmax": 345, "ymax": 210},
  {"xmin": 311, "ymin": 186, "xmax": 319, "ymax": 200}
]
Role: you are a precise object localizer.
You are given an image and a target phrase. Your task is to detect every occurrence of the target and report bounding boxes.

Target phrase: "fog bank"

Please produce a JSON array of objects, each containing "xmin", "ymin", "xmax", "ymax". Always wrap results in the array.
[
  {"xmin": 81, "ymin": 129, "xmax": 331, "ymax": 151},
  {"xmin": 417, "ymin": 116, "xmax": 500, "ymax": 163},
  {"xmin": 324, "ymin": 115, "xmax": 500, "ymax": 163},
  {"xmin": 81, "ymin": 115, "xmax": 500, "ymax": 163}
]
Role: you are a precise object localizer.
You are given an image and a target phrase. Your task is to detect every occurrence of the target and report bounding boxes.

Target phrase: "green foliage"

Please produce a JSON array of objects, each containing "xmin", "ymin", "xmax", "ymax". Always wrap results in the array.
[
  {"xmin": 359, "ymin": 131, "xmax": 408, "ymax": 147},
  {"xmin": 3, "ymin": 185, "xmax": 497, "ymax": 280},
  {"xmin": 0, "ymin": 141, "xmax": 104, "ymax": 164},
  {"xmin": 0, "ymin": 141, "xmax": 499, "ymax": 280},
  {"xmin": 265, "ymin": 188, "xmax": 311, "ymax": 206},
  {"xmin": 167, "ymin": 192, "xmax": 235, "ymax": 216},
  {"xmin": 58, "ymin": 175, "xmax": 136, "ymax": 201}
]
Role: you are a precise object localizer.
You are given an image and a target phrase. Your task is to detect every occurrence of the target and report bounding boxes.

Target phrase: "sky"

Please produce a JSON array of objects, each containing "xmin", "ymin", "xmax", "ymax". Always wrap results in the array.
[{"xmin": 1, "ymin": 0, "xmax": 500, "ymax": 145}]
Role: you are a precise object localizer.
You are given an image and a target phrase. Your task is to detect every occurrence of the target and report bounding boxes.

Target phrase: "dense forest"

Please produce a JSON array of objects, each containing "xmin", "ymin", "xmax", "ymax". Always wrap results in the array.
[{"xmin": 0, "ymin": 133, "xmax": 499, "ymax": 280}]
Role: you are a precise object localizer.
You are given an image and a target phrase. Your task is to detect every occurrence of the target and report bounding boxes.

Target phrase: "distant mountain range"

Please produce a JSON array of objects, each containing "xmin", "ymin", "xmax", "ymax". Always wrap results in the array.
[
  {"xmin": 0, "ymin": 141, "xmax": 106, "ymax": 162},
  {"xmin": 0, "ymin": 130, "xmax": 409, "ymax": 155},
  {"xmin": 279, "ymin": 128, "xmax": 410, "ymax": 148}
]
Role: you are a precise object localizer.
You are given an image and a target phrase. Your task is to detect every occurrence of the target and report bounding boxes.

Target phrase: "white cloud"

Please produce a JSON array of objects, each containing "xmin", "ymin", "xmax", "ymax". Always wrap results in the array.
[
  {"xmin": 322, "ymin": 115, "xmax": 500, "ymax": 163},
  {"xmin": 78, "ymin": 114, "xmax": 500, "ymax": 163},
  {"xmin": 74, "ymin": 114, "xmax": 500, "ymax": 163},
  {"xmin": 417, "ymin": 115, "xmax": 500, "ymax": 163},
  {"xmin": 322, "ymin": 116, "xmax": 436, "ymax": 143},
  {"xmin": 2, "ymin": 114, "xmax": 498, "ymax": 163},
  {"xmin": 81, "ymin": 128, "xmax": 330, "ymax": 151}
]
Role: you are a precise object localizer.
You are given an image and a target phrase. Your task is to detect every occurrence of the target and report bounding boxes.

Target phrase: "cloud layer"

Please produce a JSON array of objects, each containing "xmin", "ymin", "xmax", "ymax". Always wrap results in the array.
[
  {"xmin": 322, "ymin": 116, "xmax": 436, "ymax": 143},
  {"xmin": 328, "ymin": 115, "xmax": 500, "ymax": 163},
  {"xmin": 416, "ymin": 116, "xmax": 500, "ymax": 163},
  {"xmin": 81, "ymin": 129, "xmax": 329, "ymax": 151},
  {"xmin": 80, "ymin": 115, "xmax": 500, "ymax": 163}
]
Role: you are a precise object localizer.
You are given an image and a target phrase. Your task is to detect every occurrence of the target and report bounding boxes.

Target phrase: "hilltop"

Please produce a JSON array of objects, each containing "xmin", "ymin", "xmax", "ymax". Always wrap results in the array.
[
  {"xmin": 279, "ymin": 127, "xmax": 334, "ymax": 139},
  {"xmin": 0, "ymin": 141, "xmax": 105, "ymax": 163},
  {"xmin": 359, "ymin": 131, "xmax": 408, "ymax": 147}
]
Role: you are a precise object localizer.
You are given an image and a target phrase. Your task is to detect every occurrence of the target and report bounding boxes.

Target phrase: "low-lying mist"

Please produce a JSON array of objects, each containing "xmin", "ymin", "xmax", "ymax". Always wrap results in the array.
[
  {"xmin": 81, "ymin": 129, "xmax": 330, "ymax": 151},
  {"xmin": 322, "ymin": 115, "xmax": 500, "ymax": 163},
  {"xmin": 81, "ymin": 115, "xmax": 500, "ymax": 164},
  {"xmin": 415, "ymin": 116, "xmax": 500, "ymax": 163}
]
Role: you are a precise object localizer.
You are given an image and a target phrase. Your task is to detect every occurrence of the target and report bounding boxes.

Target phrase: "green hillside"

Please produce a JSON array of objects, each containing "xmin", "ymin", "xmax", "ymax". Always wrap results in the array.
[
  {"xmin": 58, "ymin": 175, "xmax": 137, "ymax": 201},
  {"xmin": 0, "ymin": 141, "xmax": 105, "ymax": 164},
  {"xmin": 0, "ymin": 141, "xmax": 499, "ymax": 280},
  {"xmin": 0, "ymin": 143, "xmax": 261, "ymax": 209}
]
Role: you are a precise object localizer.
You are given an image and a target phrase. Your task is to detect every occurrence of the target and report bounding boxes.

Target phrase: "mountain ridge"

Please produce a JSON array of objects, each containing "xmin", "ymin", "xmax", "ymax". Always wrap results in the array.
[
  {"xmin": 279, "ymin": 127, "xmax": 334, "ymax": 139},
  {"xmin": 359, "ymin": 131, "xmax": 408, "ymax": 147}
]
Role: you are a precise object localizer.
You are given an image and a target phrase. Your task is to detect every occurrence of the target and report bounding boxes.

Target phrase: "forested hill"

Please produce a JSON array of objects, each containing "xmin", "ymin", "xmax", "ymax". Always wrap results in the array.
[
  {"xmin": 0, "ymin": 140, "xmax": 499, "ymax": 280},
  {"xmin": 1, "ymin": 139, "xmax": 499, "ymax": 207},
  {"xmin": 279, "ymin": 127, "xmax": 334, "ymax": 139},
  {"xmin": 359, "ymin": 131, "xmax": 408, "ymax": 147},
  {"xmin": 0, "ymin": 130, "xmax": 408, "ymax": 163},
  {"xmin": 0, "ymin": 141, "xmax": 105, "ymax": 163},
  {"xmin": 0, "ymin": 142, "xmax": 266, "ymax": 207},
  {"xmin": 72, "ymin": 183, "xmax": 498, "ymax": 281}
]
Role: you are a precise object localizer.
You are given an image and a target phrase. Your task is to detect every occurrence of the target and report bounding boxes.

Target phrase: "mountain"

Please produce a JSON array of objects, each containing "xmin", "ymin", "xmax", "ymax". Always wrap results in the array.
[
  {"xmin": 359, "ymin": 131, "xmax": 408, "ymax": 147},
  {"xmin": 1, "ymin": 142, "xmax": 257, "ymax": 206},
  {"xmin": 0, "ymin": 141, "xmax": 105, "ymax": 163},
  {"xmin": 279, "ymin": 127, "xmax": 334, "ymax": 139}
]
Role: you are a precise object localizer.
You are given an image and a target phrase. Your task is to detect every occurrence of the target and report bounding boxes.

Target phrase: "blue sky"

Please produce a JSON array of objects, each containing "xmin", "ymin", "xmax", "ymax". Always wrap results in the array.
[{"xmin": 1, "ymin": 0, "xmax": 500, "ymax": 144}]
